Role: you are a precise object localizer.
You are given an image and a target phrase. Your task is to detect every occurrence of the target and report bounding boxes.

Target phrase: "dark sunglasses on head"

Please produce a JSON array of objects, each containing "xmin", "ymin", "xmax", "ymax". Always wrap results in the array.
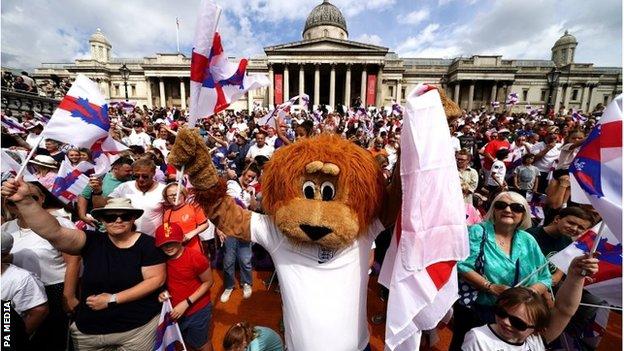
[
  {"xmin": 100, "ymin": 213, "xmax": 136, "ymax": 223},
  {"xmin": 495, "ymin": 306, "xmax": 535, "ymax": 331},
  {"xmin": 493, "ymin": 201, "xmax": 525, "ymax": 213}
]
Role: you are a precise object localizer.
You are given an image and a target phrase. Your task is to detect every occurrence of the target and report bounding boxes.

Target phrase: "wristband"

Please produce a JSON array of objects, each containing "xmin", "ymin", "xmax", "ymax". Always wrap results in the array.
[
  {"xmin": 186, "ymin": 297, "xmax": 193, "ymax": 306},
  {"xmin": 484, "ymin": 281, "xmax": 492, "ymax": 291}
]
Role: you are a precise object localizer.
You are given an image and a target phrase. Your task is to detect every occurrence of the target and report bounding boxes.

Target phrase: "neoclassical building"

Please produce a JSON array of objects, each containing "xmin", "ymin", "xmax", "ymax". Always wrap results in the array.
[{"xmin": 34, "ymin": 0, "xmax": 621, "ymax": 113}]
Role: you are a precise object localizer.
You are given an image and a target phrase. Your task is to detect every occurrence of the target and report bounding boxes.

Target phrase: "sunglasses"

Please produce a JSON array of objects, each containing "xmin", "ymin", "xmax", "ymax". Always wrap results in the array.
[
  {"xmin": 493, "ymin": 201, "xmax": 525, "ymax": 213},
  {"xmin": 133, "ymin": 174, "xmax": 152, "ymax": 180},
  {"xmin": 495, "ymin": 306, "xmax": 535, "ymax": 331},
  {"xmin": 100, "ymin": 213, "xmax": 136, "ymax": 223}
]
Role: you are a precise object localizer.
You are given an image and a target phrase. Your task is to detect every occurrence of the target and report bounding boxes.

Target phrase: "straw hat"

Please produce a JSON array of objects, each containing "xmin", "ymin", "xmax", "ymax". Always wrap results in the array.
[
  {"xmin": 28, "ymin": 155, "xmax": 58, "ymax": 168},
  {"xmin": 91, "ymin": 198, "xmax": 144, "ymax": 219}
]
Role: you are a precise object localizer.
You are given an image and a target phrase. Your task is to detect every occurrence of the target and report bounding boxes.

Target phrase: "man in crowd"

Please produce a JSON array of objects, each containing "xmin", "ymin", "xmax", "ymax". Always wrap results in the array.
[
  {"xmin": 246, "ymin": 131, "xmax": 274, "ymax": 162},
  {"xmin": 531, "ymin": 130, "xmax": 563, "ymax": 193},
  {"xmin": 456, "ymin": 149, "xmax": 479, "ymax": 204},
  {"xmin": 480, "ymin": 128, "xmax": 511, "ymax": 178},
  {"xmin": 126, "ymin": 120, "xmax": 152, "ymax": 149},
  {"xmin": 227, "ymin": 131, "xmax": 251, "ymax": 176}
]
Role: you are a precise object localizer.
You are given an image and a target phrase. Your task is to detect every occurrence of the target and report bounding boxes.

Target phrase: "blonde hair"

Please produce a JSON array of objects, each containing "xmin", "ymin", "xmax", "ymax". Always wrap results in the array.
[
  {"xmin": 484, "ymin": 191, "xmax": 532, "ymax": 230},
  {"xmin": 162, "ymin": 183, "xmax": 187, "ymax": 205}
]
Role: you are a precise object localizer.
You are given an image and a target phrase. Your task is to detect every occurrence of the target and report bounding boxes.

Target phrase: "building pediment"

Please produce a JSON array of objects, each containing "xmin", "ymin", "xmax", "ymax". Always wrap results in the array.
[{"xmin": 264, "ymin": 37, "xmax": 388, "ymax": 55}]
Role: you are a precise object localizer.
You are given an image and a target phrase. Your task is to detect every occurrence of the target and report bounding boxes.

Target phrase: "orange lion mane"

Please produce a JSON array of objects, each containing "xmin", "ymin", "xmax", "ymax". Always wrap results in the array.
[{"xmin": 262, "ymin": 133, "xmax": 386, "ymax": 234}]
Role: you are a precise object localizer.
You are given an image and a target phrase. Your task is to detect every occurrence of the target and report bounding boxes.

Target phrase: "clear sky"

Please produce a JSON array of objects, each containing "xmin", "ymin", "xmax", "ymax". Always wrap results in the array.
[{"xmin": 2, "ymin": 0, "xmax": 622, "ymax": 71}]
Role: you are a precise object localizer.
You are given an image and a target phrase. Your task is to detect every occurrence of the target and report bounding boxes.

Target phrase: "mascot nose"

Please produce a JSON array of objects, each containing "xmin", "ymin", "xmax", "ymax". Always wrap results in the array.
[{"xmin": 300, "ymin": 224, "xmax": 332, "ymax": 241}]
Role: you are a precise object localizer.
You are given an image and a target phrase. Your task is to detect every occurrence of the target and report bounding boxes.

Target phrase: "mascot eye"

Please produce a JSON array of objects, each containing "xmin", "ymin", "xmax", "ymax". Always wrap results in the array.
[
  {"xmin": 302, "ymin": 181, "xmax": 316, "ymax": 199},
  {"xmin": 320, "ymin": 181, "xmax": 335, "ymax": 201}
]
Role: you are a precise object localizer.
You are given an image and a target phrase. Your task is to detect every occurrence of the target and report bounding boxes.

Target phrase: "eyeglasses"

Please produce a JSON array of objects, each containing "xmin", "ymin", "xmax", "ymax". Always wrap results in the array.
[
  {"xmin": 493, "ymin": 201, "xmax": 525, "ymax": 213},
  {"xmin": 100, "ymin": 213, "xmax": 136, "ymax": 223},
  {"xmin": 495, "ymin": 306, "xmax": 535, "ymax": 331},
  {"xmin": 134, "ymin": 174, "xmax": 152, "ymax": 180}
]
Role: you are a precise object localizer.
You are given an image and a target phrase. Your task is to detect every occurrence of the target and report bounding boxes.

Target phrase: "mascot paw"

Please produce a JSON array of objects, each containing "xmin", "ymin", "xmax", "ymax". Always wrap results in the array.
[{"xmin": 167, "ymin": 127, "xmax": 219, "ymax": 190}]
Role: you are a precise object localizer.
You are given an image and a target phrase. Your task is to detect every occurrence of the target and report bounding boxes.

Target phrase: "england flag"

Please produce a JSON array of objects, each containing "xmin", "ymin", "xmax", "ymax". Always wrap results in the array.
[
  {"xmin": 153, "ymin": 300, "xmax": 186, "ymax": 351},
  {"xmin": 189, "ymin": 0, "xmax": 269, "ymax": 127},
  {"xmin": 51, "ymin": 160, "xmax": 94, "ymax": 204}
]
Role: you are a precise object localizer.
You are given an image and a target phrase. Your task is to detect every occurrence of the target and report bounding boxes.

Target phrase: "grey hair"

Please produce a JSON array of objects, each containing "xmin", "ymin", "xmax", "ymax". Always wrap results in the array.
[{"xmin": 484, "ymin": 191, "xmax": 533, "ymax": 230}]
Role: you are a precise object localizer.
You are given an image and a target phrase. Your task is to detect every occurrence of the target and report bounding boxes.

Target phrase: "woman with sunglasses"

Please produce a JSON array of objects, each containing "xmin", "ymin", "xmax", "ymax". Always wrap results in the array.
[
  {"xmin": 450, "ymin": 191, "xmax": 552, "ymax": 350},
  {"xmin": 462, "ymin": 254, "xmax": 599, "ymax": 350},
  {"xmin": 1, "ymin": 177, "xmax": 167, "ymax": 351}
]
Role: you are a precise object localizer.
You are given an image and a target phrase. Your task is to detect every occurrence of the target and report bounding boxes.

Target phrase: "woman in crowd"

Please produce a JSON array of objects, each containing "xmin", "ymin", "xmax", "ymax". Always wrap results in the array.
[
  {"xmin": 28, "ymin": 154, "xmax": 58, "ymax": 190},
  {"xmin": 546, "ymin": 129, "xmax": 586, "ymax": 211},
  {"xmin": 67, "ymin": 147, "xmax": 82, "ymax": 167},
  {"xmin": 223, "ymin": 322, "xmax": 284, "ymax": 351},
  {"xmin": 78, "ymin": 147, "xmax": 94, "ymax": 164},
  {"xmin": 1, "ymin": 178, "xmax": 167, "ymax": 351},
  {"xmin": 162, "ymin": 182, "xmax": 208, "ymax": 253},
  {"xmin": 44, "ymin": 139, "xmax": 65, "ymax": 164},
  {"xmin": 449, "ymin": 191, "xmax": 552, "ymax": 350},
  {"xmin": 462, "ymin": 254, "xmax": 599, "ymax": 350}
]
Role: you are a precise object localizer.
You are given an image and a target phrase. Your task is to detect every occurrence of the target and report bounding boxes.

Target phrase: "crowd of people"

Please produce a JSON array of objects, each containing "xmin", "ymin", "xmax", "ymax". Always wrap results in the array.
[
  {"xmin": 2, "ymin": 69, "xmax": 72, "ymax": 98},
  {"xmin": 0, "ymin": 82, "xmax": 613, "ymax": 351}
]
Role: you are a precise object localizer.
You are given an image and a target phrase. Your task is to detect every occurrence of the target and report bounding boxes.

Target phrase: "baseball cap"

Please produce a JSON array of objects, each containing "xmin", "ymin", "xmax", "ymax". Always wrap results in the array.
[{"xmin": 155, "ymin": 222, "xmax": 184, "ymax": 247}]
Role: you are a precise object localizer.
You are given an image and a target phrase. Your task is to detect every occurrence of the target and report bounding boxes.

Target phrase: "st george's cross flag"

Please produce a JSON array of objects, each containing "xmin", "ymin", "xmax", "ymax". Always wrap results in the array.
[
  {"xmin": 189, "ymin": 0, "xmax": 269, "ymax": 127},
  {"xmin": 549, "ymin": 223, "xmax": 622, "ymax": 307},
  {"xmin": 506, "ymin": 92, "xmax": 519, "ymax": 106},
  {"xmin": 258, "ymin": 94, "xmax": 309, "ymax": 128},
  {"xmin": 51, "ymin": 160, "xmax": 94, "ymax": 204},
  {"xmin": 153, "ymin": 299, "xmax": 186, "ymax": 351},
  {"xmin": 379, "ymin": 84, "xmax": 469, "ymax": 351},
  {"xmin": 1, "ymin": 115, "xmax": 27, "ymax": 134},
  {"xmin": 569, "ymin": 94, "xmax": 622, "ymax": 240}
]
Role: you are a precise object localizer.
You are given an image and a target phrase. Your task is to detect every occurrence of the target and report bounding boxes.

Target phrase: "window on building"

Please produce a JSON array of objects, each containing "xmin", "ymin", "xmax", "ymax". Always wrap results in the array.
[
  {"xmin": 131, "ymin": 85, "xmax": 136, "ymax": 97},
  {"xmin": 522, "ymin": 89, "xmax": 529, "ymax": 101},
  {"xmin": 114, "ymin": 84, "xmax": 119, "ymax": 96},
  {"xmin": 604, "ymin": 95, "xmax": 609, "ymax": 105},
  {"xmin": 540, "ymin": 89, "xmax": 547, "ymax": 102},
  {"xmin": 562, "ymin": 48, "xmax": 568, "ymax": 62},
  {"xmin": 402, "ymin": 87, "xmax": 406, "ymax": 100},
  {"xmin": 388, "ymin": 86, "xmax": 394, "ymax": 98},
  {"xmin": 572, "ymin": 89, "xmax": 579, "ymax": 101}
]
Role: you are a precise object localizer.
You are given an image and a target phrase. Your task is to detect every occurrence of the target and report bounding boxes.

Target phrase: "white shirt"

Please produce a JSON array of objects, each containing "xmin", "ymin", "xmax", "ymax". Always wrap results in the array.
[
  {"xmin": 152, "ymin": 138, "xmax": 169, "ymax": 158},
  {"xmin": 1, "ymin": 264, "xmax": 47, "ymax": 316},
  {"xmin": 226, "ymin": 179, "xmax": 252, "ymax": 208},
  {"xmin": 3, "ymin": 217, "xmax": 76, "ymax": 285},
  {"xmin": 109, "ymin": 181, "xmax": 166, "ymax": 236},
  {"xmin": 126, "ymin": 130, "xmax": 152, "ymax": 149},
  {"xmin": 385, "ymin": 144, "xmax": 398, "ymax": 171},
  {"xmin": 530, "ymin": 142, "xmax": 562, "ymax": 173},
  {"xmin": 26, "ymin": 133, "xmax": 45, "ymax": 149},
  {"xmin": 250, "ymin": 213, "xmax": 384, "ymax": 351},
  {"xmin": 451, "ymin": 136, "xmax": 461, "ymax": 152},
  {"xmin": 246, "ymin": 143, "xmax": 275, "ymax": 160},
  {"xmin": 462, "ymin": 324, "xmax": 545, "ymax": 351}
]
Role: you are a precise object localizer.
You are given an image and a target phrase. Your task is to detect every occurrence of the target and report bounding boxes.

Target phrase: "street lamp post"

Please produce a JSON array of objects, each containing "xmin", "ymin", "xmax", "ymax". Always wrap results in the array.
[
  {"xmin": 545, "ymin": 67, "xmax": 561, "ymax": 117},
  {"xmin": 119, "ymin": 64, "xmax": 131, "ymax": 102}
]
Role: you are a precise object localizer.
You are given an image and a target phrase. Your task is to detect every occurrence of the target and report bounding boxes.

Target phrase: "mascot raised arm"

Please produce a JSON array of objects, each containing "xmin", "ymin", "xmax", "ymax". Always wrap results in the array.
[{"xmin": 168, "ymin": 88, "xmax": 460, "ymax": 351}]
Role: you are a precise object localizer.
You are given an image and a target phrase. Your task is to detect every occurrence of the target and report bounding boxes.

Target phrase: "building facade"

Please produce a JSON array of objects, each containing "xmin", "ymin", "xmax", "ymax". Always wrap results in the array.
[{"xmin": 33, "ymin": 1, "xmax": 621, "ymax": 113}]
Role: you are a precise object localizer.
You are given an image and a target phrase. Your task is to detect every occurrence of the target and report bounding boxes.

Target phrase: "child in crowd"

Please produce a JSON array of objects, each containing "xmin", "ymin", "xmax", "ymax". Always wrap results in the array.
[
  {"xmin": 223, "ymin": 321, "xmax": 284, "ymax": 351},
  {"xmin": 156, "ymin": 223, "xmax": 214, "ymax": 351},
  {"xmin": 486, "ymin": 148, "xmax": 509, "ymax": 202},
  {"xmin": 513, "ymin": 153, "xmax": 540, "ymax": 198}
]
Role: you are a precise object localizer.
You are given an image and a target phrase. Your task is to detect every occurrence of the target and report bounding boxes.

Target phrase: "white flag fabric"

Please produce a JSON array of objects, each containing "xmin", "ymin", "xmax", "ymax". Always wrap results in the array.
[
  {"xmin": 1, "ymin": 149, "xmax": 37, "ymax": 182},
  {"xmin": 189, "ymin": 0, "xmax": 269, "ymax": 127},
  {"xmin": 51, "ymin": 160, "xmax": 93, "ymax": 204},
  {"xmin": 379, "ymin": 84, "xmax": 469, "ymax": 350},
  {"xmin": 258, "ymin": 94, "xmax": 309, "ymax": 128},
  {"xmin": 153, "ymin": 299, "xmax": 186, "ymax": 351}
]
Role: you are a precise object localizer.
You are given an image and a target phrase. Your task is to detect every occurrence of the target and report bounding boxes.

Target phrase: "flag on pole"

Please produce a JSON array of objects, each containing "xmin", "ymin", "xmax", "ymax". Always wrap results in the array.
[
  {"xmin": 1, "ymin": 149, "xmax": 37, "ymax": 181},
  {"xmin": 491, "ymin": 101, "xmax": 500, "ymax": 108},
  {"xmin": 33, "ymin": 111, "xmax": 50, "ymax": 124},
  {"xmin": 572, "ymin": 109, "xmax": 588, "ymax": 123},
  {"xmin": 569, "ymin": 94, "xmax": 622, "ymax": 240},
  {"xmin": 153, "ymin": 300, "xmax": 186, "ymax": 351},
  {"xmin": 258, "ymin": 94, "xmax": 309, "ymax": 128},
  {"xmin": 392, "ymin": 101, "xmax": 403, "ymax": 116},
  {"xmin": 506, "ymin": 92, "xmax": 519, "ymax": 106},
  {"xmin": 188, "ymin": 0, "xmax": 269, "ymax": 127},
  {"xmin": 51, "ymin": 160, "xmax": 93, "ymax": 204},
  {"xmin": 549, "ymin": 223, "xmax": 622, "ymax": 307},
  {"xmin": 43, "ymin": 75, "xmax": 110, "ymax": 148},
  {"xmin": 379, "ymin": 84, "xmax": 470, "ymax": 350},
  {"xmin": 109, "ymin": 100, "xmax": 136, "ymax": 113},
  {"xmin": 1, "ymin": 116, "xmax": 27, "ymax": 134}
]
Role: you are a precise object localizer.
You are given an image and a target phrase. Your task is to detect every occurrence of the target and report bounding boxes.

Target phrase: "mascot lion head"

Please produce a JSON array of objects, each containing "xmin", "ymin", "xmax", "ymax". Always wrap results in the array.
[{"xmin": 261, "ymin": 134, "xmax": 385, "ymax": 250}]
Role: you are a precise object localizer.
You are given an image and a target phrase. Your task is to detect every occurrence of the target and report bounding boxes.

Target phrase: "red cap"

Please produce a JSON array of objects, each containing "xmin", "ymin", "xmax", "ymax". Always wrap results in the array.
[{"xmin": 155, "ymin": 222, "xmax": 184, "ymax": 247}]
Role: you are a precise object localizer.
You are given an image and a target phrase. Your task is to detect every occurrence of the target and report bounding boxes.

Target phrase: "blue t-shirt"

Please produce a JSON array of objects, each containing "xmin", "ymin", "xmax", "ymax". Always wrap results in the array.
[{"xmin": 247, "ymin": 326, "xmax": 284, "ymax": 351}]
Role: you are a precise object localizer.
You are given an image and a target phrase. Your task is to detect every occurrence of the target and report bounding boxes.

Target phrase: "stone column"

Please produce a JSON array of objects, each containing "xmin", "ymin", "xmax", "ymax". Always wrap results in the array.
[
  {"xmin": 159, "ymin": 78, "xmax": 166, "ymax": 108},
  {"xmin": 314, "ymin": 63, "xmax": 320, "ymax": 108},
  {"xmin": 396, "ymin": 80, "xmax": 402, "ymax": 102},
  {"xmin": 467, "ymin": 80, "xmax": 475, "ymax": 111},
  {"xmin": 553, "ymin": 85, "xmax": 563, "ymax": 110},
  {"xmin": 299, "ymin": 63, "xmax": 305, "ymax": 105},
  {"xmin": 268, "ymin": 63, "xmax": 274, "ymax": 107},
  {"xmin": 180, "ymin": 78, "xmax": 187, "ymax": 110},
  {"xmin": 247, "ymin": 90, "xmax": 253, "ymax": 112},
  {"xmin": 375, "ymin": 65, "xmax": 383, "ymax": 107},
  {"xmin": 563, "ymin": 85, "xmax": 572, "ymax": 110},
  {"xmin": 360, "ymin": 66, "xmax": 367, "ymax": 105},
  {"xmin": 454, "ymin": 82, "xmax": 461, "ymax": 104},
  {"xmin": 329, "ymin": 63, "xmax": 336, "ymax": 108},
  {"xmin": 344, "ymin": 63, "xmax": 351, "ymax": 108},
  {"xmin": 580, "ymin": 85, "xmax": 590, "ymax": 112},
  {"xmin": 283, "ymin": 64, "xmax": 290, "ymax": 101},
  {"xmin": 145, "ymin": 78, "xmax": 153, "ymax": 108},
  {"xmin": 490, "ymin": 82, "xmax": 498, "ymax": 102},
  {"xmin": 587, "ymin": 85, "xmax": 596, "ymax": 112}
]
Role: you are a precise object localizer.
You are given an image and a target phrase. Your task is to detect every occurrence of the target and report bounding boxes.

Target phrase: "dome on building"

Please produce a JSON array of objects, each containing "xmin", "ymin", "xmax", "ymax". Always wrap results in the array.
[
  {"xmin": 89, "ymin": 28, "xmax": 111, "ymax": 46},
  {"xmin": 553, "ymin": 30, "xmax": 577, "ymax": 47},
  {"xmin": 303, "ymin": 0, "xmax": 348, "ymax": 40}
]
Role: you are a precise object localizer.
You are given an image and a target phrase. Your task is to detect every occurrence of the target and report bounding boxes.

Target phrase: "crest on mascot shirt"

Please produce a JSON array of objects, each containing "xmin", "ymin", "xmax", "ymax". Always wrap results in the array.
[{"xmin": 317, "ymin": 247, "xmax": 335, "ymax": 264}]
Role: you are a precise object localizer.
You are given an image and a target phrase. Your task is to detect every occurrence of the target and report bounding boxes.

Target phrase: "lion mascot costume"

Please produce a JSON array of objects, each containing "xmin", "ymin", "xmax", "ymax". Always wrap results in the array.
[{"xmin": 168, "ymin": 87, "xmax": 460, "ymax": 351}]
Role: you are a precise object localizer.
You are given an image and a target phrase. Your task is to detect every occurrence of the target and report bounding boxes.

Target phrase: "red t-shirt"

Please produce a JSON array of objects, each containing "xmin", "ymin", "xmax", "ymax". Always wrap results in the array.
[
  {"xmin": 164, "ymin": 204, "xmax": 207, "ymax": 253},
  {"xmin": 483, "ymin": 139, "xmax": 510, "ymax": 170},
  {"xmin": 166, "ymin": 248, "xmax": 211, "ymax": 316}
]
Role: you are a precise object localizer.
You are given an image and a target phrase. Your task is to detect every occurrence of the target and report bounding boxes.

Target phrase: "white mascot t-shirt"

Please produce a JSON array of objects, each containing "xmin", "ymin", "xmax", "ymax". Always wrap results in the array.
[{"xmin": 251, "ymin": 212, "xmax": 383, "ymax": 351}]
